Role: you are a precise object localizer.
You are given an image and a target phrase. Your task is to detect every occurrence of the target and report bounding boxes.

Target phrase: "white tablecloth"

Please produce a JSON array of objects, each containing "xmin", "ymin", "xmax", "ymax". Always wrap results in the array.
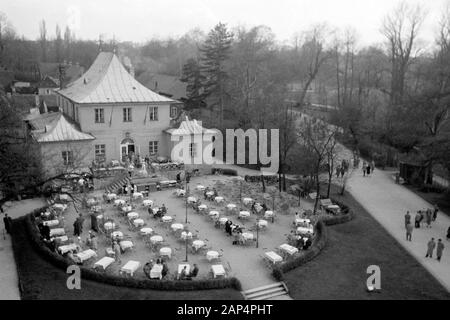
[
  {"xmin": 133, "ymin": 218, "xmax": 144, "ymax": 227},
  {"xmin": 227, "ymin": 204, "xmax": 237, "ymax": 210},
  {"xmin": 114, "ymin": 199, "xmax": 126, "ymax": 206},
  {"xmin": 214, "ymin": 196, "xmax": 224, "ymax": 203},
  {"xmin": 192, "ymin": 240, "xmax": 205, "ymax": 250},
  {"xmin": 50, "ymin": 228, "xmax": 65, "ymax": 237},
  {"xmin": 54, "ymin": 235, "xmax": 69, "ymax": 242},
  {"xmin": 121, "ymin": 260, "xmax": 141, "ymax": 276},
  {"xmin": 264, "ymin": 211, "xmax": 274, "ymax": 218},
  {"xmin": 133, "ymin": 192, "xmax": 144, "ymax": 199},
  {"xmin": 140, "ymin": 227, "xmax": 153, "ymax": 235},
  {"xmin": 104, "ymin": 222, "xmax": 116, "ymax": 230},
  {"xmin": 243, "ymin": 197, "xmax": 253, "ymax": 205},
  {"xmin": 127, "ymin": 212, "xmax": 139, "ymax": 219},
  {"xmin": 171, "ymin": 223, "xmax": 184, "ymax": 231},
  {"xmin": 119, "ymin": 240, "xmax": 134, "ymax": 251},
  {"xmin": 52, "ymin": 203, "xmax": 67, "ymax": 211},
  {"xmin": 219, "ymin": 217, "xmax": 228, "ymax": 224},
  {"xmin": 295, "ymin": 218, "xmax": 311, "ymax": 226},
  {"xmin": 106, "ymin": 193, "xmax": 117, "ymax": 200},
  {"xmin": 297, "ymin": 227, "xmax": 314, "ymax": 235},
  {"xmin": 159, "ymin": 247, "xmax": 172, "ymax": 258},
  {"xmin": 59, "ymin": 194, "xmax": 69, "ymax": 201},
  {"xmin": 206, "ymin": 250, "xmax": 219, "ymax": 261},
  {"xmin": 176, "ymin": 189, "xmax": 186, "ymax": 196},
  {"xmin": 258, "ymin": 219, "xmax": 268, "ymax": 227},
  {"xmin": 239, "ymin": 211, "xmax": 250, "ymax": 218},
  {"xmin": 162, "ymin": 216, "xmax": 173, "ymax": 223},
  {"xmin": 209, "ymin": 211, "xmax": 219, "ymax": 217},
  {"xmin": 187, "ymin": 196, "xmax": 197, "ymax": 203},
  {"xmin": 43, "ymin": 219, "xmax": 59, "ymax": 227},
  {"xmin": 206, "ymin": 191, "xmax": 214, "ymax": 196},
  {"xmin": 198, "ymin": 204, "xmax": 208, "ymax": 210},
  {"xmin": 150, "ymin": 235, "xmax": 163, "ymax": 244},
  {"xmin": 74, "ymin": 249, "xmax": 97, "ymax": 263},
  {"xmin": 58, "ymin": 243, "xmax": 77, "ymax": 254},
  {"xmin": 181, "ymin": 231, "xmax": 193, "ymax": 240},
  {"xmin": 242, "ymin": 232, "xmax": 254, "ymax": 241},
  {"xmin": 122, "ymin": 206, "xmax": 132, "ymax": 213},
  {"xmin": 94, "ymin": 256, "xmax": 115, "ymax": 270},
  {"xmin": 111, "ymin": 231, "xmax": 123, "ymax": 240},
  {"xmin": 96, "ymin": 215, "xmax": 103, "ymax": 220},
  {"xmin": 265, "ymin": 251, "xmax": 283, "ymax": 264},
  {"xmin": 143, "ymin": 199, "xmax": 153, "ymax": 207},
  {"xmin": 211, "ymin": 264, "xmax": 226, "ymax": 278},
  {"xmin": 150, "ymin": 264, "xmax": 163, "ymax": 279},
  {"xmin": 196, "ymin": 185, "xmax": 206, "ymax": 191},
  {"xmin": 279, "ymin": 243, "xmax": 299, "ymax": 255}
]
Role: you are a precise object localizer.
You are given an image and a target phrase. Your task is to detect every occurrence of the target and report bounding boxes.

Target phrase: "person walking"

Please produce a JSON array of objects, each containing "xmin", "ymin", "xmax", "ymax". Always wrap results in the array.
[
  {"xmin": 425, "ymin": 238, "xmax": 436, "ymax": 258},
  {"xmin": 3, "ymin": 213, "xmax": 12, "ymax": 234},
  {"xmin": 362, "ymin": 162, "xmax": 367, "ymax": 177},
  {"xmin": 113, "ymin": 240, "xmax": 121, "ymax": 263},
  {"xmin": 406, "ymin": 222, "xmax": 413, "ymax": 241},
  {"xmin": 415, "ymin": 211, "xmax": 421, "ymax": 228},
  {"xmin": 425, "ymin": 209, "xmax": 432, "ymax": 228},
  {"xmin": 436, "ymin": 239, "xmax": 444, "ymax": 262},
  {"xmin": 336, "ymin": 165, "xmax": 341, "ymax": 178},
  {"xmin": 404, "ymin": 211, "xmax": 411, "ymax": 228},
  {"xmin": 433, "ymin": 204, "xmax": 439, "ymax": 222},
  {"xmin": 366, "ymin": 164, "xmax": 371, "ymax": 176}
]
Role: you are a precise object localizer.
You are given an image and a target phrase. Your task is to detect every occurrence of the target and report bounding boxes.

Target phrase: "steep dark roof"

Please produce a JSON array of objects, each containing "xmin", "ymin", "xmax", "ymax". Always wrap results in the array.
[{"xmin": 137, "ymin": 72, "xmax": 187, "ymax": 101}]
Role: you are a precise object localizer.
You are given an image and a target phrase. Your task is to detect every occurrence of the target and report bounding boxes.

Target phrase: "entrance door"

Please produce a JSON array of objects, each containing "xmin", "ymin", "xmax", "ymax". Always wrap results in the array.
[{"xmin": 120, "ymin": 138, "xmax": 135, "ymax": 162}]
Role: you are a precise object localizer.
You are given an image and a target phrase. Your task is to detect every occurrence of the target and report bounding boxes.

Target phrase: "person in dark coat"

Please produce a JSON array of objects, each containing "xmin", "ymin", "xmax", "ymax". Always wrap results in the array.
[
  {"xmin": 404, "ymin": 211, "xmax": 411, "ymax": 228},
  {"xmin": 42, "ymin": 224, "xmax": 51, "ymax": 240},
  {"xmin": 415, "ymin": 211, "xmax": 421, "ymax": 228},
  {"xmin": 90, "ymin": 213, "xmax": 99, "ymax": 232},
  {"xmin": 433, "ymin": 204, "xmax": 439, "ymax": 222},
  {"xmin": 73, "ymin": 214, "xmax": 84, "ymax": 236},
  {"xmin": 425, "ymin": 238, "xmax": 436, "ymax": 258},
  {"xmin": 3, "ymin": 213, "xmax": 12, "ymax": 234},
  {"xmin": 436, "ymin": 239, "xmax": 444, "ymax": 262}
]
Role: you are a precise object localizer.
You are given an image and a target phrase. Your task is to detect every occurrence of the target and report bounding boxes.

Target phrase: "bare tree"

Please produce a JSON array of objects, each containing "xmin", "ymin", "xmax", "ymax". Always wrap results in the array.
[
  {"xmin": 380, "ymin": 2, "xmax": 426, "ymax": 108},
  {"xmin": 39, "ymin": 19, "xmax": 47, "ymax": 62},
  {"xmin": 298, "ymin": 115, "xmax": 340, "ymax": 213},
  {"xmin": 55, "ymin": 24, "xmax": 62, "ymax": 62}
]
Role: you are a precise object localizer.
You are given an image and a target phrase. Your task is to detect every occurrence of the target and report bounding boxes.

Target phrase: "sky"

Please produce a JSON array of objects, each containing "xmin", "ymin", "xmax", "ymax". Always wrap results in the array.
[{"xmin": 2, "ymin": 0, "xmax": 449, "ymax": 47}]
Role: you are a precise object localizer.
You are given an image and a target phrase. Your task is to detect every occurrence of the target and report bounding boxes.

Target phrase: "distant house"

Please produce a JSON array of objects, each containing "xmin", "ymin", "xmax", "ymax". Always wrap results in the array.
[
  {"xmin": 38, "ymin": 62, "xmax": 85, "ymax": 87},
  {"xmin": 37, "ymin": 76, "xmax": 59, "ymax": 95}
]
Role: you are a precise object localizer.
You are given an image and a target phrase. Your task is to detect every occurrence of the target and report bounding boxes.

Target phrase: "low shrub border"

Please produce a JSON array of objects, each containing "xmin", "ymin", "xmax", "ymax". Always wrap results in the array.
[
  {"xmin": 320, "ymin": 198, "xmax": 355, "ymax": 226},
  {"xmin": 23, "ymin": 209, "xmax": 242, "ymax": 292},
  {"xmin": 272, "ymin": 220, "xmax": 328, "ymax": 281}
]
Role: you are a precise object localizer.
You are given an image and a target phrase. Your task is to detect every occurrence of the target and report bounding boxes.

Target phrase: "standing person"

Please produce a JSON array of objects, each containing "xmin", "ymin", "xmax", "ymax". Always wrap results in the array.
[
  {"xmin": 425, "ymin": 238, "xmax": 436, "ymax": 258},
  {"xmin": 90, "ymin": 213, "xmax": 99, "ymax": 232},
  {"xmin": 73, "ymin": 213, "xmax": 84, "ymax": 236},
  {"xmin": 425, "ymin": 209, "xmax": 432, "ymax": 228},
  {"xmin": 113, "ymin": 240, "xmax": 121, "ymax": 263},
  {"xmin": 336, "ymin": 165, "xmax": 341, "ymax": 178},
  {"xmin": 433, "ymin": 204, "xmax": 439, "ymax": 222},
  {"xmin": 3, "ymin": 213, "xmax": 11, "ymax": 234},
  {"xmin": 406, "ymin": 222, "xmax": 413, "ymax": 241},
  {"xmin": 366, "ymin": 164, "xmax": 371, "ymax": 176},
  {"xmin": 371, "ymin": 160, "xmax": 375, "ymax": 173},
  {"xmin": 415, "ymin": 211, "xmax": 422, "ymax": 228},
  {"xmin": 436, "ymin": 239, "xmax": 444, "ymax": 262},
  {"xmin": 362, "ymin": 162, "xmax": 367, "ymax": 177},
  {"xmin": 404, "ymin": 211, "xmax": 411, "ymax": 228},
  {"xmin": 340, "ymin": 166, "xmax": 346, "ymax": 178}
]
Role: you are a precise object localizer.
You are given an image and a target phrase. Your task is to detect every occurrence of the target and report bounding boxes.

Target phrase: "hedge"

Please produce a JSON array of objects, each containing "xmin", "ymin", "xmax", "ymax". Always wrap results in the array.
[
  {"xmin": 272, "ymin": 220, "xmax": 328, "ymax": 281},
  {"xmin": 211, "ymin": 168, "xmax": 238, "ymax": 176},
  {"xmin": 319, "ymin": 198, "xmax": 355, "ymax": 226},
  {"xmin": 23, "ymin": 210, "xmax": 242, "ymax": 292}
]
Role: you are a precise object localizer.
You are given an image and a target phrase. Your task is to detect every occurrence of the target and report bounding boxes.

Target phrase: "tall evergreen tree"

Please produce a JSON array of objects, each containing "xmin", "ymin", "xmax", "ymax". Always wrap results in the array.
[
  {"xmin": 180, "ymin": 58, "xmax": 206, "ymax": 110},
  {"xmin": 200, "ymin": 22, "xmax": 233, "ymax": 127}
]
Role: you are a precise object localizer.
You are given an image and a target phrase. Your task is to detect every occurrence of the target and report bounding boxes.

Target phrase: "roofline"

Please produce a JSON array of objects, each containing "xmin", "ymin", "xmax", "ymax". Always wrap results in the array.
[
  {"xmin": 55, "ymin": 91, "xmax": 176, "ymax": 105},
  {"xmin": 34, "ymin": 137, "xmax": 96, "ymax": 143}
]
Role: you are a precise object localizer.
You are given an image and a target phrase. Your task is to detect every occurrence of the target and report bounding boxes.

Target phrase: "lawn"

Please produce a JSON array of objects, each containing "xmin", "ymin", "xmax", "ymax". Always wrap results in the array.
[
  {"xmin": 11, "ymin": 217, "xmax": 243, "ymax": 300},
  {"xmin": 282, "ymin": 185, "xmax": 450, "ymax": 300}
]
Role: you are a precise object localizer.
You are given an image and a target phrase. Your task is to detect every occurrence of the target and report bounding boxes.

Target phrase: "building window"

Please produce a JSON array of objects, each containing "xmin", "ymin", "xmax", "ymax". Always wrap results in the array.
[
  {"xmin": 170, "ymin": 106, "xmax": 177, "ymax": 118},
  {"xmin": 123, "ymin": 108, "xmax": 132, "ymax": 122},
  {"xmin": 95, "ymin": 108, "xmax": 104, "ymax": 123},
  {"xmin": 95, "ymin": 144, "xmax": 106, "ymax": 161},
  {"xmin": 149, "ymin": 141, "xmax": 158, "ymax": 155},
  {"xmin": 149, "ymin": 107, "xmax": 158, "ymax": 121},
  {"xmin": 189, "ymin": 143, "xmax": 197, "ymax": 158},
  {"xmin": 62, "ymin": 151, "xmax": 73, "ymax": 166}
]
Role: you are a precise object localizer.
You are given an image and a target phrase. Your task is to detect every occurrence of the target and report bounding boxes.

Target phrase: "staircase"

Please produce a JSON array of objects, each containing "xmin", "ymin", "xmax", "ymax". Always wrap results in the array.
[
  {"xmin": 241, "ymin": 282, "xmax": 290, "ymax": 300},
  {"xmin": 105, "ymin": 172, "xmax": 132, "ymax": 194}
]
